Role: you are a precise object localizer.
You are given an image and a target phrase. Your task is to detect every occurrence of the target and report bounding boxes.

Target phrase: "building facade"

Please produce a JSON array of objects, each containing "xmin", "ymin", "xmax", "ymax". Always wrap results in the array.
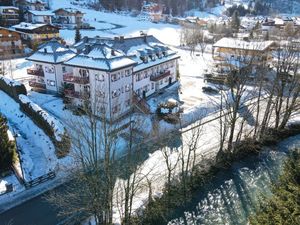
[
  {"xmin": 12, "ymin": 22, "xmax": 59, "ymax": 48},
  {"xmin": 26, "ymin": 39, "xmax": 76, "ymax": 93},
  {"xmin": 52, "ymin": 8, "xmax": 84, "ymax": 28},
  {"xmin": 0, "ymin": 27, "xmax": 25, "ymax": 59},
  {"xmin": 24, "ymin": 10, "xmax": 53, "ymax": 24},
  {"xmin": 0, "ymin": 6, "xmax": 20, "ymax": 27},
  {"xmin": 13, "ymin": 0, "xmax": 47, "ymax": 11},
  {"xmin": 26, "ymin": 35, "xmax": 180, "ymax": 120}
]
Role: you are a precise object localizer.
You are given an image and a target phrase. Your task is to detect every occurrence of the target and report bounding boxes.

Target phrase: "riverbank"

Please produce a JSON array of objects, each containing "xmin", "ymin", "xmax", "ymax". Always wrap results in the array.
[{"xmin": 134, "ymin": 125, "xmax": 300, "ymax": 225}]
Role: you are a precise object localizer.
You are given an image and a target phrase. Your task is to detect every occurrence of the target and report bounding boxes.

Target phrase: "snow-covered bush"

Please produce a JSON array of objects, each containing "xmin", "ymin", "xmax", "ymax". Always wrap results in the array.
[
  {"xmin": 0, "ymin": 77, "xmax": 27, "ymax": 101},
  {"xmin": 157, "ymin": 98, "xmax": 181, "ymax": 124},
  {"xmin": 19, "ymin": 95, "xmax": 70, "ymax": 157},
  {"xmin": 157, "ymin": 98, "xmax": 180, "ymax": 115}
]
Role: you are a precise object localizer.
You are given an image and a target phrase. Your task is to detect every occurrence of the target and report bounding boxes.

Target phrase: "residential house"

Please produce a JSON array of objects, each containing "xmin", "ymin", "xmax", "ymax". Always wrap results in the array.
[
  {"xmin": 27, "ymin": 34, "xmax": 180, "ymax": 120},
  {"xmin": 26, "ymin": 39, "xmax": 76, "ymax": 93},
  {"xmin": 13, "ymin": 0, "xmax": 47, "ymax": 11},
  {"xmin": 25, "ymin": 10, "xmax": 54, "ymax": 24},
  {"xmin": 63, "ymin": 44, "xmax": 137, "ymax": 120},
  {"xmin": 0, "ymin": 27, "xmax": 25, "ymax": 59},
  {"xmin": 111, "ymin": 35, "xmax": 179, "ymax": 99},
  {"xmin": 212, "ymin": 37, "xmax": 274, "ymax": 75},
  {"xmin": 140, "ymin": 2, "xmax": 163, "ymax": 23},
  {"xmin": 12, "ymin": 22, "xmax": 59, "ymax": 48},
  {"xmin": 0, "ymin": 6, "xmax": 19, "ymax": 27},
  {"xmin": 52, "ymin": 8, "xmax": 84, "ymax": 28}
]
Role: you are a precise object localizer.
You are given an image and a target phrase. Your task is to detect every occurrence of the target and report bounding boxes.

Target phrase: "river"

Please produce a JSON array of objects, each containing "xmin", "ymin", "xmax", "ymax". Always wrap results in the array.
[{"xmin": 168, "ymin": 134, "xmax": 300, "ymax": 225}]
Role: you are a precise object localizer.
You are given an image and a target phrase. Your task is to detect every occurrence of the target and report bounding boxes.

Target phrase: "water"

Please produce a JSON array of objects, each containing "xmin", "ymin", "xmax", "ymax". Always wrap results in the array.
[{"xmin": 168, "ymin": 135, "xmax": 300, "ymax": 225}]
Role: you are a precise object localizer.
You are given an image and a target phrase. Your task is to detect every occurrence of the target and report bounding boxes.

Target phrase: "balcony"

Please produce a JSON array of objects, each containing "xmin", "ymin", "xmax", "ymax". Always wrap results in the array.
[
  {"xmin": 29, "ymin": 81, "xmax": 46, "ymax": 90},
  {"xmin": 63, "ymin": 73, "xmax": 89, "ymax": 84},
  {"xmin": 64, "ymin": 89, "xmax": 90, "ymax": 99},
  {"xmin": 27, "ymin": 68, "xmax": 44, "ymax": 77},
  {"xmin": 150, "ymin": 70, "xmax": 171, "ymax": 82}
]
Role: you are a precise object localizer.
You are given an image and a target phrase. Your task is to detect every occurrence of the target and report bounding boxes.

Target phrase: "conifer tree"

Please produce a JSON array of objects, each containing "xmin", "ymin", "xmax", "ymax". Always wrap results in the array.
[
  {"xmin": 75, "ymin": 26, "xmax": 82, "ymax": 43},
  {"xmin": 0, "ymin": 115, "xmax": 16, "ymax": 172},
  {"xmin": 231, "ymin": 10, "xmax": 241, "ymax": 32}
]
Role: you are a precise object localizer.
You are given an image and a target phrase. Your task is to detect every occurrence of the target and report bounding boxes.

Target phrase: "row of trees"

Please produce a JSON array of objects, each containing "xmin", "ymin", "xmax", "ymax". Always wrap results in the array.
[{"xmin": 96, "ymin": 0, "xmax": 219, "ymax": 16}]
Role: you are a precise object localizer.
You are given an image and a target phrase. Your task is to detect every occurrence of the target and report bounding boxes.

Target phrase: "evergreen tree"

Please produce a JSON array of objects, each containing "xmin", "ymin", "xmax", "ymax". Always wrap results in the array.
[
  {"xmin": 231, "ymin": 10, "xmax": 241, "ymax": 32},
  {"xmin": 250, "ymin": 149, "xmax": 300, "ymax": 225},
  {"xmin": 0, "ymin": 115, "xmax": 16, "ymax": 172},
  {"xmin": 75, "ymin": 26, "xmax": 82, "ymax": 43}
]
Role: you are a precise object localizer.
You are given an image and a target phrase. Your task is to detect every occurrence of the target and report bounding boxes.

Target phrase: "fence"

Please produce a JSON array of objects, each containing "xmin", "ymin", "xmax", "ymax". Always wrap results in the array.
[{"xmin": 24, "ymin": 171, "xmax": 56, "ymax": 189}]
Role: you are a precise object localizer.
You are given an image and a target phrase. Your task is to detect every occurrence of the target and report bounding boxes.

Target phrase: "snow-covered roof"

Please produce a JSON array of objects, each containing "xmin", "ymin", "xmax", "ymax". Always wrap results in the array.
[
  {"xmin": 16, "ymin": 0, "xmax": 46, "ymax": 4},
  {"xmin": 53, "ymin": 7, "xmax": 84, "ymax": 14},
  {"xmin": 274, "ymin": 18, "xmax": 284, "ymax": 26},
  {"xmin": 213, "ymin": 38, "xmax": 274, "ymax": 51},
  {"xmin": 27, "ymin": 10, "xmax": 54, "ymax": 16},
  {"xmin": 64, "ymin": 43, "xmax": 136, "ymax": 71},
  {"xmin": 0, "ymin": 6, "xmax": 19, "ymax": 10},
  {"xmin": 12, "ymin": 22, "xmax": 47, "ymax": 30},
  {"xmin": 27, "ymin": 39, "xmax": 76, "ymax": 63},
  {"xmin": 73, "ymin": 35, "xmax": 179, "ymax": 71}
]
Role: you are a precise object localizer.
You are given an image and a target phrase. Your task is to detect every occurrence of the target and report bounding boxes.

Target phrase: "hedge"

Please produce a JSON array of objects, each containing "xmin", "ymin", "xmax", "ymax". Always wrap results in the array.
[
  {"xmin": 0, "ymin": 77, "xmax": 27, "ymax": 100},
  {"xmin": 0, "ymin": 77, "xmax": 70, "ymax": 157},
  {"xmin": 19, "ymin": 95, "xmax": 70, "ymax": 157}
]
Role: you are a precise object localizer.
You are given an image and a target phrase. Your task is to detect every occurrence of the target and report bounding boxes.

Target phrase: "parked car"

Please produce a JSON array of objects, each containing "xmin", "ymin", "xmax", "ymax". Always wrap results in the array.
[{"xmin": 202, "ymin": 85, "xmax": 219, "ymax": 94}]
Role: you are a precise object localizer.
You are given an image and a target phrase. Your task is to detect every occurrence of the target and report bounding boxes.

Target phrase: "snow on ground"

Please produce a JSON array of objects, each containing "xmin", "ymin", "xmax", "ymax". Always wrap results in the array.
[
  {"xmin": 0, "ymin": 91, "xmax": 57, "ymax": 181},
  {"xmin": 51, "ymin": 0, "xmax": 181, "ymax": 46}
]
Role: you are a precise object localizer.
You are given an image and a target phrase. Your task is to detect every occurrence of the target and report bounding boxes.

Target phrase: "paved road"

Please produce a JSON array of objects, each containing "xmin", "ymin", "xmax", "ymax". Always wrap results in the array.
[{"xmin": 0, "ymin": 190, "xmax": 61, "ymax": 225}]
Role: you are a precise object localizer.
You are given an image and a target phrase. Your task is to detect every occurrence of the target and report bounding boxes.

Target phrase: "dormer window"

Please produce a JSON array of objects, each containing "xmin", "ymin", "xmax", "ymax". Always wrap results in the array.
[
  {"xmin": 140, "ymin": 56, "xmax": 148, "ymax": 63},
  {"xmin": 162, "ymin": 51, "xmax": 167, "ymax": 57}
]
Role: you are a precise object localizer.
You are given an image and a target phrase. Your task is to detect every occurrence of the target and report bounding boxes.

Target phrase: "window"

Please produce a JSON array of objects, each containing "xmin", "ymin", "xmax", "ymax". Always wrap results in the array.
[
  {"xmin": 125, "ymin": 84, "xmax": 131, "ymax": 92},
  {"xmin": 47, "ymin": 79, "xmax": 55, "ymax": 86},
  {"xmin": 96, "ymin": 90, "xmax": 105, "ymax": 98},
  {"xmin": 97, "ymin": 105, "xmax": 106, "ymax": 113},
  {"xmin": 62, "ymin": 66, "xmax": 66, "ymax": 73},
  {"xmin": 151, "ymin": 83, "xmax": 154, "ymax": 90},
  {"xmin": 112, "ymin": 104, "xmax": 121, "ymax": 114},
  {"xmin": 112, "ymin": 89, "xmax": 120, "ymax": 98},
  {"xmin": 95, "ymin": 74, "xmax": 104, "ymax": 82},
  {"xmin": 125, "ymin": 69, "xmax": 131, "ymax": 77},
  {"xmin": 125, "ymin": 99, "xmax": 131, "ymax": 107},
  {"xmin": 45, "ymin": 66, "xmax": 54, "ymax": 73},
  {"xmin": 79, "ymin": 69, "xmax": 89, "ymax": 77},
  {"xmin": 111, "ymin": 73, "xmax": 119, "ymax": 82},
  {"xmin": 144, "ymin": 71, "xmax": 148, "ymax": 79}
]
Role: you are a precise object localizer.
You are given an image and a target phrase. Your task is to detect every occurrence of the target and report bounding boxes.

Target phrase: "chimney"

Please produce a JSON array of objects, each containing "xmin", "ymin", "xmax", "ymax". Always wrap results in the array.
[
  {"xmin": 84, "ymin": 44, "xmax": 91, "ymax": 54},
  {"xmin": 114, "ymin": 36, "xmax": 120, "ymax": 42},
  {"xmin": 120, "ymin": 36, "xmax": 124, "ymax": 43},
  {"xmin": 44, "ymin": 48, "xmax": 47, "ymax": 53},
  {"xmin": 111, "ymin": 49, "xmax": 115, "ymax": 56}
]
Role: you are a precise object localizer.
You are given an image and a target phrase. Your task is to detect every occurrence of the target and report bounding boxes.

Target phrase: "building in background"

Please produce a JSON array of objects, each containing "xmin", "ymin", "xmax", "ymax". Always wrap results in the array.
[
  {"xmin": 24, "ymin": 10, "xmax": 54, "ymax": 24},
  {"xmin": 52, "ymin": 8, "xmax": 85, "ymax": 28},
  {"xmin": 12, "ymin": 22, "xmax": 60, "ymax": 48},
  {"xmin": 0, "ymin": 27, "xmax": 25, "ymax": 60},
  {"xmin": 0, "ymin": 6, "xmax": 20, "ymax": 27},
  {"xmin": 13, "ymin": 0, "xmax": 47, "ymax": 11}
]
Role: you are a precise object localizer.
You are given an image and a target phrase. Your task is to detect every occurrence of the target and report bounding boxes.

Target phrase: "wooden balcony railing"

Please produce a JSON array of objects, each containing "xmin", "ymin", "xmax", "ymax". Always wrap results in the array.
[
  {"xmin": 64, "ymin": 89, "xmax": 90, "ymax": 99},
  {"xmin": 29, "ymin": 81, "xmax": 46, "ymax": 89},
  {"xmin": 150, "ymin": 70, "xmax": 171, "ymax": 82},
  {"xmin": 27, "ymin": 68, "xmax": 44, "ymax": 77},
  {"xmin": 63, "ymin": 73, "xmax": 89, "ymax": 84}
]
